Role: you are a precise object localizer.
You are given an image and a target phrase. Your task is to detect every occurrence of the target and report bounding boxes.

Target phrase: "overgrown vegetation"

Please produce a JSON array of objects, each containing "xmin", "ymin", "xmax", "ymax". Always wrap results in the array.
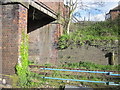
[
  {"xmin": 28, "ymin": 61, "xmax": 120, "ymax": 88},
  {"xmin": 59, "ymin": 61, "xmax": 120, "ymax": 71},
  {"xmin": 15, "ymin": 31, "xmax": 54, "ymax": 88},
  {"xmin": 14, "ymin": 16, "xmax": 119, "ymax": 88},
  {"xmin": 58, "ymin": 18, "xmax": 119, "ymax": 49},
  {"xmin": 16, "ymin": 31, "xmax": 29, "ymax": 87}
]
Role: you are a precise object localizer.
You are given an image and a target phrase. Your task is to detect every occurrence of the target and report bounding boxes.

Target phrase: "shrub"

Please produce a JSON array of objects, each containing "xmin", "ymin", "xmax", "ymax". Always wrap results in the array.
[
  {"xmin": 57, "ymin": 34, "xmax": 70, "ymax": 49},
  {"xmin": 58, "ymin": 19, "xmax": 118, "ymax": 49}
]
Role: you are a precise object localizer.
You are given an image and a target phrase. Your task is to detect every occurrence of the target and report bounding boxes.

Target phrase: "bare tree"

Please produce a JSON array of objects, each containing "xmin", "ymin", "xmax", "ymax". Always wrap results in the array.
[
  {"xmin": 65, "ymin": 0, "xmax": 78, "ymax": 34},
  {"xmin": 64, "ymin": 0, "xmax": 105, "ymax": 34}
]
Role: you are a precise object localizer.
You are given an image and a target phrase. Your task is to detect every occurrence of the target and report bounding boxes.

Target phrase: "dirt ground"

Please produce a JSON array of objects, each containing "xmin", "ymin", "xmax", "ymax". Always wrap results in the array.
[{"xmin": 58, "ymin": 45, "xmax": 119, "ymax": 65}]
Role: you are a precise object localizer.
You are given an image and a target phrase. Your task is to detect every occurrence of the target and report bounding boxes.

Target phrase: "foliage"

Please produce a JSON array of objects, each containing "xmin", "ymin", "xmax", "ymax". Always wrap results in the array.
[
  {"xmin": 0, "ymin": 74, "xmax": 19, "ymax": 88},
  {"xmin": 60, "ymin": 61, "xmax": 120, "ymax": 71},
  {"xmin": 58, "ymin": 19, "xmax": 118, "ymax": 49},
  {"xmin": 28, "ymin": 61, "xmax": 120, "ymax": 88},
  {"xmin": 16, "ymin": 31, "xmax": 29, "ymax": 87},
  {"xmin": 57, "ymin": 34, "xmax": 70, "ymax": 49}
]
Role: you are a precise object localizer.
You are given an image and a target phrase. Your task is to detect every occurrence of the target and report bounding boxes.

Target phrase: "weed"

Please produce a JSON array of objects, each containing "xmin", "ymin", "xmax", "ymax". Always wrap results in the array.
[
  {"xmin": 58, "ymin": 19, "xmax": 118, "ymax": 50},
  {"xmin": 59, "ymin": 61, "xmax": 120, "ymax": 71},
  {"xmin": 16, "ymin": 31, "xmax": 29, "ymax": 87}
]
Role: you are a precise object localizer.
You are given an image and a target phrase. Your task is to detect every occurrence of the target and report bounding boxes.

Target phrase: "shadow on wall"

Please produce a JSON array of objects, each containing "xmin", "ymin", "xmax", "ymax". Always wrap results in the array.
[{"xmin": 27, "ymin": 5, "xmax": 56, "ymax": 33}]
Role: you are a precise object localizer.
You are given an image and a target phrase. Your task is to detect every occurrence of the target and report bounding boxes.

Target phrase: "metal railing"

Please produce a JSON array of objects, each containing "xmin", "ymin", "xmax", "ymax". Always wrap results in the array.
[
  {"xmin": 42, "ymin": 77, "xmax": 120, "ymax": 86},
  {"xmin": 39, "ymin": 67, "xmax": 120, "ymax": 86},
  {"xmin": 40, "ymin": 68, "xmax": 120, "ymax": 76}
]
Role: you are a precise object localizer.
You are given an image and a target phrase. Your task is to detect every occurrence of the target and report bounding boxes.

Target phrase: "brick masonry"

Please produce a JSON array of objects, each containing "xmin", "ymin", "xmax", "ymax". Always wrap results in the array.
[
  {"xmin": 0, "ymin": 5, "xmax": 2, "ymax": 80},
  {"xmin": 110, "ymin": 11, "xmax": 120, "ymax": 20},
  {"xmin": 39, "ymin": 0, "xmax": 64, "ymax": 16},
  {"xmin": 1, "ymin": 0, "xmax": 64, "ymax": 85},
  {"xmin": 1, "ymin": 4, "xmax": 28, "ymax": 84}
]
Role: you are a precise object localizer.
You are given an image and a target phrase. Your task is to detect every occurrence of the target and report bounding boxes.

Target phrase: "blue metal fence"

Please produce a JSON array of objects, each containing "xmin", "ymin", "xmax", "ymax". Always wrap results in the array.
[
  {"xmin": 40, "ymin": 68, "xmax": 120, "ymax": 76},
  {"xmin": 42, "ymin": 77, "xmax": 120, "ymax": 86},
  {"xmin": 40, "ymin": 67, "xmax": 120, "ymax": 86}
]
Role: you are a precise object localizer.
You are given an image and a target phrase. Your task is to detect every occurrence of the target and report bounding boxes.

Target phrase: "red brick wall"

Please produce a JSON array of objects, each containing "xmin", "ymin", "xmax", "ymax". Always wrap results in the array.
[
  {"xmin": 1, "ymin": 1, "xmax": 64, "ymax": 82},
  {"xmin": 110, "ymin": 11, "xmax": 120, "ymax": 20},
  {"xmin": 63, "ymin": 5, "xmax": 70, "ymax": 18},
  {"xmin": 0, "ymin": 5, "xmax": 2, "ymax": 76},
  {"xmin": 1, "ymin": 4, "xmax": 28, "ymax": 84},
  {"xmin": 38, "ymin": 0, "xmax": 64, "ymax": 16}
]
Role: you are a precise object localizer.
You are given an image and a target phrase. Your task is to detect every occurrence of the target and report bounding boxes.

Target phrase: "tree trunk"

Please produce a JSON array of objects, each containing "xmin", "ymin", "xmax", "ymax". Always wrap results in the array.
[{"xmin": 66, "ymin": 12, "xmax": 72, "ymax": 34}]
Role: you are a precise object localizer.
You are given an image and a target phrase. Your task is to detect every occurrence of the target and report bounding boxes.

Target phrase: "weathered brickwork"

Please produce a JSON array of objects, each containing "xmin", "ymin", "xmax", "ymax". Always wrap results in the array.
[
  {"xmin": 1, "ymin": 4, "xmax": 28, "ymax": 84},
  {"xmin": 39, "ymin": 0, "xmax": 64, "ymax": 16},
  {"xmin": 1, "ymin": 0, "xmax": 64, "ymax": 85},
  {"xmin": 110, "ymin": 11, "xmax": 120, "ymax": 20},
  {"xmin": 0, "ymin": 5, "xmax": 2, "ymax": 80},
  {"xmin": 106, "ymin": 4, "xmax": 120, "ymax": 20},
  {"xmin": 2, "ymin": 4, "xmax": 19, "ymax": 76}
]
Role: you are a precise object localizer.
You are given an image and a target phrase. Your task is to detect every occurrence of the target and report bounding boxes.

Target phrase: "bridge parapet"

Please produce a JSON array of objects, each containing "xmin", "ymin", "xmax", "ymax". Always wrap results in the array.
[
  {"xmin": 0, "ymin": 0, "xmax": 61, "ymax": 19},
  {"xmin": 38, "ymin": 0, "xmax": 64, "ymax": 16}
]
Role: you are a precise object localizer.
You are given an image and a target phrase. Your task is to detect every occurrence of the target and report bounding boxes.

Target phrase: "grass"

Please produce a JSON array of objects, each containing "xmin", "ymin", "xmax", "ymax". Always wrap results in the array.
[
  {"xmin": 28, "ymin": 61, "xmax": 120, "ymax": 88},
  {"xmin": 59, "ymin": 61, "xmax": 120, "ymax": 71},
  {"xmin": 14, "ymin": 16, "xmax": 120, "ymax": 88},
  {"xmin": 58, "ymin": 17, "xmax": 119, "ymax": 50}
]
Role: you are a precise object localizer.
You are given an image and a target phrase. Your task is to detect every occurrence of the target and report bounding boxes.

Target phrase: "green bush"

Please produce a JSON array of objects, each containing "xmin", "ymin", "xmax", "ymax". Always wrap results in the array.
[{"xmin": 57, "ymin": 34, "xmax": 70, "ymax": 49}]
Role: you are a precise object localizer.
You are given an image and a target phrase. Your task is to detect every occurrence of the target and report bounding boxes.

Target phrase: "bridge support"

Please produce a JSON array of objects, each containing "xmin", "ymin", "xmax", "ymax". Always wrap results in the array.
[
  {"xmin": 1, "ymin": 3, "xmax": 28, "ymax": 84},
  {"xmin": 0, "ymin": 0, "xmax": 62, "ymax": 85}
]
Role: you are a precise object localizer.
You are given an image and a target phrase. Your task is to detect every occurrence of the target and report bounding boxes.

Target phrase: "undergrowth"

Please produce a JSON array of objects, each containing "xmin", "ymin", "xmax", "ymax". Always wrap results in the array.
[
  {"xmin": 28, "ymin": 61, "xmax": 120, "ymax": 88},
  {"xmin": 57, "ymin": 18, "xmax": 119, "ymax": 49},
  {"xmin": 59, "ymin": 61, "xmax": 120, "ymax": 71},
  {"xmin": 16, "ymin": 31, "xmax": 29, "ymax": 87}
]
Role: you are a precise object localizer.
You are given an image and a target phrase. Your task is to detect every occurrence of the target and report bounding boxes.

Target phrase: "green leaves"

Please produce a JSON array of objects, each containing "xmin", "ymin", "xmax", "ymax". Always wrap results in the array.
[
  {"xmin": 59, "ymin": 61, "xmax": 120, "ymax": 71},
  {"xmin": 58, "ymin": 20, "xmax": 118, "ymax": 50},
  {"xmin": 16, "ymin": 31, "xmax": 29, "ymax": 87},
  {"xmin": 58, "ymin": 34, "xmax": 70, "ymax": 49}
]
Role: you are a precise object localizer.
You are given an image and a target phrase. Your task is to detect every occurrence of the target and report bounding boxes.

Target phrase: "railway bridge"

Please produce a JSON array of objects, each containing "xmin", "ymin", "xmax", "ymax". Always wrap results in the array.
[{"xmin": 0, "ymin": 0, "xmax": 65, "ymax": 84}]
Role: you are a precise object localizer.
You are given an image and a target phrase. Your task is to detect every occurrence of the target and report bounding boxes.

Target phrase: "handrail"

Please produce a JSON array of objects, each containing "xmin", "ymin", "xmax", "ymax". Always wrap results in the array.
[
  {"xmin": 42, "ymin": 77, "xmax": 120, "ymax": 86},
  {"xmin": 40, "ymin": 68, "xmax": 120, "ymax": 76},
  {"xmin": 30, "ymin": 66, "xmax": 120, "ymax": 86},
  {"xmin": 29, "ymin": 65, "xmax": 120, "ymax": 73}
]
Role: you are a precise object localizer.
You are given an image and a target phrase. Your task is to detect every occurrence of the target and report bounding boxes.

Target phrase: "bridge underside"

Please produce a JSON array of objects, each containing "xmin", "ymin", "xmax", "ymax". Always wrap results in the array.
[
  {"xmin": 1, "ymin": 0, "xmax": 61, "ymax": 85},
  {"xmin": 28, "ymin": 5, "xmax": 56, "ymax": 33}
]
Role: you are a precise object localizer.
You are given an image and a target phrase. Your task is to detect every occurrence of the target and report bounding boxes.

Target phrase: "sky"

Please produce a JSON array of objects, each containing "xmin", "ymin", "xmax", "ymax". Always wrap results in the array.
[{"xmin": 64, "ymin": 0, "xmax": 120, "ymax": 21}]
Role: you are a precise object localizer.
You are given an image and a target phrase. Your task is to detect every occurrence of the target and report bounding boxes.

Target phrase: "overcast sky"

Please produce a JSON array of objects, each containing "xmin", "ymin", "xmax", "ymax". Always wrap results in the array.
[{"xmin": 64, "ymin": 0, "xmax": 120, "ymax": 21}]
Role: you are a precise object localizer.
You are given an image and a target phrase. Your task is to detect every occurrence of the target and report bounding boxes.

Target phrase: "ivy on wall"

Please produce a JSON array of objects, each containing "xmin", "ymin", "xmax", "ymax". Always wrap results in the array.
[{"xmin": 16, "ymin": 31, "xmax": 29, "ymax": 87}]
